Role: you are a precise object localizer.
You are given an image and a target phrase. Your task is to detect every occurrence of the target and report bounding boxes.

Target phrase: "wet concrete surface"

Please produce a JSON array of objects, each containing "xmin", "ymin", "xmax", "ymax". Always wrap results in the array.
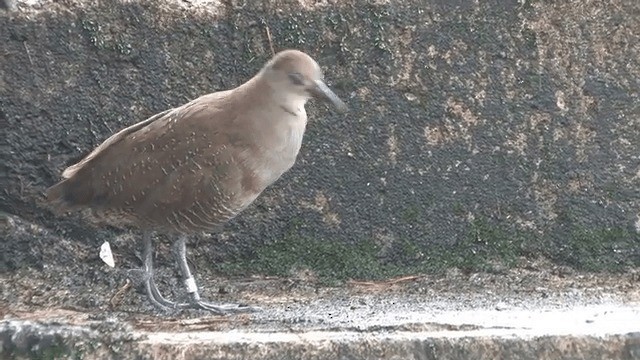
[
  {"xmin": 139, "ymin": 302, "xmax": 640, "ymax": 359},
  {"xmin": 2, "ymin": 268, "xmax": 640, "ymax": 359}
]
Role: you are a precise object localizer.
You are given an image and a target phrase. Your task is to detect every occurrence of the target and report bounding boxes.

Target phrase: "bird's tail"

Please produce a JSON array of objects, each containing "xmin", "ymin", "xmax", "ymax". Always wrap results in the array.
[
  {"xmin": 45, "ymin": 177, "xmax": 92, "ymax": 212},
  {"xmin": 45, "ymin": 179, "xmax": 72, "ymax": 212}
]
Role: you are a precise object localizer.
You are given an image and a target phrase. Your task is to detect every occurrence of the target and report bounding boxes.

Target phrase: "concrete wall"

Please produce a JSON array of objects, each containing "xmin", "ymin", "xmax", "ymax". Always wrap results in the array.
[{"xmin": 1, "ymin": 0, "xmax": 639, "ymax": 278}]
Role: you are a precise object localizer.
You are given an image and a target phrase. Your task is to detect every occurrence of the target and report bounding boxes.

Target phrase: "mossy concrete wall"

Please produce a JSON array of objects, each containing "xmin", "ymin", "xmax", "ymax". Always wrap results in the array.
[{"xmin": 1, "ymin": 0, "xmax": 639, "ymax": 279}]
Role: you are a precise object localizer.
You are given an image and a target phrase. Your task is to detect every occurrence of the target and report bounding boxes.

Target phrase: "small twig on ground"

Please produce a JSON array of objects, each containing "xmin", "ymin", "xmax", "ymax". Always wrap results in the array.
[
  {"xmin": 23, "ymin": 41, "xmax": 34, "ymax": 66},
  {"xmin": 109, "ymin": 278, "xmax": 132, "ymax": 308},
  {"xmin": 265, "ymin": 25, "xmax": 275, "ymax": 56},
  {"xmin": 348, "ymin": 275, "xmax": 422, "ymax": 287}
]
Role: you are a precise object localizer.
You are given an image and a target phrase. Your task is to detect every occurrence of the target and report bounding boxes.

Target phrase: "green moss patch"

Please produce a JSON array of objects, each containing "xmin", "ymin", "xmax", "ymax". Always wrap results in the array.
[
  {"xmin": 556, "ymin": 227, "xmax": 640, "ymax": 272},
  {"xmin": 216, "ymin": 216, "xmax": 638, "ymax": 283}
]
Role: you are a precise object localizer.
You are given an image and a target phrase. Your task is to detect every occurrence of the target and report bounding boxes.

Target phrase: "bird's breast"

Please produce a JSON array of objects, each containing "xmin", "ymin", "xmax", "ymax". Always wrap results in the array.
[{"xmin": 246, "ymin": 116, "xmax": 307, "ymax": 189}]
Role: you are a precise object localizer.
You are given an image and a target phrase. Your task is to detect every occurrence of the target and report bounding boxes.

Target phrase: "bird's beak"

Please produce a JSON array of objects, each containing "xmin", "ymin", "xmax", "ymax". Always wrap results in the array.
[{"xmin": 309, "ymin": 80, "xmax": 348, "ymax": 113}]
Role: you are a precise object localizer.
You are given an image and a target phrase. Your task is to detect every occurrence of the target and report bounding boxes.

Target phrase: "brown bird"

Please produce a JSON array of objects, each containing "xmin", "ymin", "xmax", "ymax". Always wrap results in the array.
[{"xmin": 46, "ymin": 49, "xmax": 347, "ymax": 313}]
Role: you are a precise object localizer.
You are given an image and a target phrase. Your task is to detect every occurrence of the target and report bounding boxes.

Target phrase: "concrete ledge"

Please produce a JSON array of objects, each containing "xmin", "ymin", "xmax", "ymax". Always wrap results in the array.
[
  {"xmin": 141, "ymin": 332, "xmax": 640, "ymax": 360},
  {"xmin": 3, "ymin": 302, "xmax": 640, "ymax": 359}
]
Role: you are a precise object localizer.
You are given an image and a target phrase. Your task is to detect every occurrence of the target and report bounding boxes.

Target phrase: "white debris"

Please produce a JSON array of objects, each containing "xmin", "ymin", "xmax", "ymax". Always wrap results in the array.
[{"xmin": 99, "ymin": 241, "xmax": 115, "ymax": 267}]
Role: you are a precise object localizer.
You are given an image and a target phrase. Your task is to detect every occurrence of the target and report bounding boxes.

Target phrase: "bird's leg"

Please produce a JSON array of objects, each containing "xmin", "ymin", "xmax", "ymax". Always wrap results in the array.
[
  {"xmin": 173, "ymin": 235, "xmax": 260, "ymax": 314},
  {"xmin": 135, "ymin": 232, "xmax": 259, "ymax": 313},
  {"xmin": 141, "ymin": 232, "xmax": 182, "ymax": 309}
]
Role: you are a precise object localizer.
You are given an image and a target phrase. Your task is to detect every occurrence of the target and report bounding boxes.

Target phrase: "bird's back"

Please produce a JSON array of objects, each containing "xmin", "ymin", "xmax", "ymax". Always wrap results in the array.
[{"xmin": 46, "ymin": 84, "xmax": 302, "ymax": 233}]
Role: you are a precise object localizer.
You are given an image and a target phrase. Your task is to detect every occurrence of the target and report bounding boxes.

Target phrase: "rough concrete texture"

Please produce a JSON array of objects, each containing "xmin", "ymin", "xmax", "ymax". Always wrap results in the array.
[
  {"xmin": 1, "ymin": 0, "xmax": 639, "ymax": 358},
  {"xmin": 2, "ymin": 273, "xmax": 640, "ymax": 359}
]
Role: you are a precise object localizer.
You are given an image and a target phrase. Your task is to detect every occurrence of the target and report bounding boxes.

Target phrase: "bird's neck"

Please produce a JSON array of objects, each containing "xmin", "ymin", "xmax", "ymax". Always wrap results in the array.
[
  {"xmin": 241, "ymin": 74, "xmax": 308, "ymax": 117},
  {"xmin": 230, "ymin": 74, "xmax": 308, "ymax": 188},
  {"xmin": 273, "ymin": 92, "xmax": 308, "ymax": 117}
]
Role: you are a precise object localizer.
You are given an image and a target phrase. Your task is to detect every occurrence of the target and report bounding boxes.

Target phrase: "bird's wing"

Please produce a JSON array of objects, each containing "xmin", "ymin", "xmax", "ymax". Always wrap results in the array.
[
  {"xmin": 61, "ymin": 108, "xmax": 172, "ymax": 179},
  {"xmin": 46, "ymin": 91, "xmax": 254, "ymax": 222}
]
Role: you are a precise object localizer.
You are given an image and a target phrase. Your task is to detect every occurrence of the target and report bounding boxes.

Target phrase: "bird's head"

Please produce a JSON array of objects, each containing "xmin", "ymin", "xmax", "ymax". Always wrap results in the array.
[{"xmin": 261, "ymin": 49, "xmax": 347, "ymax": 113}]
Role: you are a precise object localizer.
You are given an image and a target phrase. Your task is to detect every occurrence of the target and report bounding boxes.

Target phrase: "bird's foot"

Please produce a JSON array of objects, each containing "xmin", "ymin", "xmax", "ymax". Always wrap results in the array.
[
  {"xmin": 142, "ymin": 276, "xmax": 260, "ymax": 314},
  {"xmin": 149, "ymin": 294, "xmax": 261, "ymax": 315},
  {"xmin": 188, "ymin": 300, "xmax": 261, "ymax": 314}
]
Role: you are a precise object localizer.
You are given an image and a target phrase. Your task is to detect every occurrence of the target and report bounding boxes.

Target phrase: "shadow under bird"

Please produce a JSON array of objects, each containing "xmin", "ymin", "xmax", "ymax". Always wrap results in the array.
[{"xmin": 46, "ymin": 49, "xmax": 347, "ymax": 313}]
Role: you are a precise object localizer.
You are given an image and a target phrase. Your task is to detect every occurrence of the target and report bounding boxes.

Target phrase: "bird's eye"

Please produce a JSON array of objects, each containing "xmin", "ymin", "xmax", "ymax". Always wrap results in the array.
[{"xmin": 288, "ymin": 72, "xmax": 305, "ymax": 86}]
